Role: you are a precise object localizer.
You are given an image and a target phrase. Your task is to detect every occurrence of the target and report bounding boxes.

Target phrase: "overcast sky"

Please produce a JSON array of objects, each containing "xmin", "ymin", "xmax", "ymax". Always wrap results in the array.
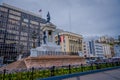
[{"xmin": 1, "ymin": 0, "xmax": 120, "ymax": 38}]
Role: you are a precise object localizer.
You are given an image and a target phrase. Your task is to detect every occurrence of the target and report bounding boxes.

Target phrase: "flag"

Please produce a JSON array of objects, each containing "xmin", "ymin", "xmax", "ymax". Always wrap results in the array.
[
  {"xmin": 61, "ymin": 36, "xmax": 63, "ymax": 42},
  {"xmin": 39, "ymin": 9, "xmax": 42, "ymax": 12}
]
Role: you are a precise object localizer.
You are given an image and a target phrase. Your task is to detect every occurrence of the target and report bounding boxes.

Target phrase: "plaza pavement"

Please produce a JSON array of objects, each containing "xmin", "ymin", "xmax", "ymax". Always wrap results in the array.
[{"xmin": 63, "ymin": 68, "xmax": 120, "ymax": 80}]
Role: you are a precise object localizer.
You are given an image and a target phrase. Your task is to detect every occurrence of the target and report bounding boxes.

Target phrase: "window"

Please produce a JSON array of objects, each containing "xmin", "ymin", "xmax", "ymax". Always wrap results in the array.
[
  {"xmin": 23, "ymin": 19, "xmax": 29, "ymax": 23},
  {"xmin": 0, "ymin": 7, "xmax": 8, "ymax": 12},
  {"xmin": 64, "ymin": 49, "xmax": 65, "ymax": 51},
  {"xmin": 0, "ymin": 11, "xmax": 7, "ymax": 18},
  {"xmin": 20, "ymin": 32, "xmax": 28, "ymax": 36},
  {"xmin": 9, "ymin": 14, "xmax": 20, "ymax": 20},
  {"xmin": 6, "ymin": 34, "xmax": 16, "ymax": 40},
  {"xmin": 0, "ymin": 12, "xmax": 2, "ymax": 17},
  {"xmin": 9, "ymin": 10, "xmax": 21, "ymax": 16},
  {"xmin": 30, "ymin": 24, "xmax": 34, "ymax": 29},
  {"xmin": 1, "ymin": 22, "xmax": 6, "ymax": 28},
  {"xmin": 0, "ymin": 39, "xmax": 3, "ymax": 42},
  {"xmin": 6, "ymin": 40, "xmax": 16, "ymax": 44},
  {"xmin": 30, "ymin": 20, "xmax": 39, "ymax": 25},
  {"xmin": 0, "ymin": 20, "xmax": 2, "ymax": 26},
  {"xmin": 8, "ymin": 19, "xmax": 20, "ymax": 25},
  {"xmin": 21, "ymin": 26, "xmax": 28, "ymax": 32},
  {"xmin": 22, "ymin": 22, "xmax": 28, "ymax": 27},
  {"xmin": 20, "ymin": 36, "xmax": 27, "ymax": 41},
  {"xmin": 0, "ymin": 33, "xmax": 4, "ymax": 39},
  {"xmin": 7, "ymin": 29, "xmax": 19, "ymax": 35},
  {"xmin": 7, "ymin": 24, "xmax": 19, "ymax": 30}
]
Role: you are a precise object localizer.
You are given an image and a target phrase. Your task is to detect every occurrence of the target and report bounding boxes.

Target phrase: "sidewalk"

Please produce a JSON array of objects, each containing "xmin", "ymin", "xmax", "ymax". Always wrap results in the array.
[{"xmin": 63, "ymin": 68, "xmax": 120, "ymax": 80}]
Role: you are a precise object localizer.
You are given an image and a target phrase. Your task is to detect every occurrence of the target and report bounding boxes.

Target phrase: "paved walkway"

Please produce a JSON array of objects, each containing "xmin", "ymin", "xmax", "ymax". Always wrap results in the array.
[{"xmin": 63, "ymin": 68, "xmax": 120, "ymax": 80}]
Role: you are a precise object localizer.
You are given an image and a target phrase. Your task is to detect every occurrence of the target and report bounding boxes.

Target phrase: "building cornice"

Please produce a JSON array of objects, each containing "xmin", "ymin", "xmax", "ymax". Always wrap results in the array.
[{"xmin": 2, "ymin": 3, "xmax": 42, "ymax": 18}]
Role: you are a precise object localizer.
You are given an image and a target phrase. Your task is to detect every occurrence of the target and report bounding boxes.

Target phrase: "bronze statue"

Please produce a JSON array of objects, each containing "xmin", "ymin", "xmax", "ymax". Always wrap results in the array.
[
  {"xmin": 46, "ymin": 12, "xmax": 50, "ymax": 23},
  {"xmin": 57, "ymin": 33, "xmax": 61, "ymax": 45},
  {"xmin": 43, "ymin": 31, "xmax": 47, "ymax": 44}
]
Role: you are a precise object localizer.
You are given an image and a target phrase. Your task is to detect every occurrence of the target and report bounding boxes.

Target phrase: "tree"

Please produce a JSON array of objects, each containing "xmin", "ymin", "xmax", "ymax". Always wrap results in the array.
[{"xmin": 118, "ymin": 35, "xmax": 120, "ymax": 45}]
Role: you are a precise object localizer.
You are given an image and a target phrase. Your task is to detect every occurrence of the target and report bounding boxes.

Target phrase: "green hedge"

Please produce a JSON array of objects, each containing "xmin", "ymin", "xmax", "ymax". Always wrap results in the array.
[{"xmin": 0, "ymin": 62, "xmax": 120, "ymax": 80}]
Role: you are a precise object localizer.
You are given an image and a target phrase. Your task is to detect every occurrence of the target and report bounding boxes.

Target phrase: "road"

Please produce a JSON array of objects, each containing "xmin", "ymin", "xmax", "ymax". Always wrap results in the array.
[{"xmin": 63, "ymin": 68, "xmax": 120, "ymax": 80}]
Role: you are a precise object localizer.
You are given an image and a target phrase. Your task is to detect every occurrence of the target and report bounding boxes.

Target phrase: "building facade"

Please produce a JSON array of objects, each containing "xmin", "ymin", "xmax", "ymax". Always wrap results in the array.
[
  {"xmin": 0, "ymin": 3, "xmax": 46, "ymax": 63},
  {"xmin": 114, "ymin": 44, "xmax": 120, "ymax": 57},
  {"xmin": 83, "ymin": 40, "xmax": 113, "ymax": 58},
  {"xmin": 83, "ymin": 40, "xmax": 104, "ymax": 58},
  {"xmin": 102, "ymin": 44, "xmax": 111, "ymax": 58},
  {"xmin": 82, "ymin": 41, "xmax": 90, "ymax": 57},
  {"xmin": 97, "ymin": 36, "xmax": 115, "ymax": 57},
  {"xmin": 98, "ymin": 36, "xmax": 114, "ymax": 44},
  {"xmin": 55, "ymin": 31, "xmax": 83, "ymax": 53},
  {"xmin": 94, "ymin": 43, "xmax": 104, "ymax": 58}
]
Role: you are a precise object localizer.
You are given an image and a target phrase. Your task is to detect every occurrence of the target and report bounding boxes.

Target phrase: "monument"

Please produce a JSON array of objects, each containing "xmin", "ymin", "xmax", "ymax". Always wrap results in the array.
[
  {"xmin": 30, "ymin": 12, "xmax": 62, "ymax": 57},
  {"xmin": 30, "ymin": 23, "xmax": 62, "ymax": 57},
  {"xmin": 26, "ymin": 12, "xmax": 86, "ymax": 68}
]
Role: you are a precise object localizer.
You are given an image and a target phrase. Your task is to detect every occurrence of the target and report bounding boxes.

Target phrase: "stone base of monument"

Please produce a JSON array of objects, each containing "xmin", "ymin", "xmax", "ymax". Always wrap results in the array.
[
  {"xmin": 24, "ymin": 55, "xmax": 86, "ymax": 68},
  {"xmin": 30, "ymin": 42, "xmax": 62, "ymax": 57},
  {"xmin": 0, "ymin": 55, "xmax": 86, "ymax": 70},
  {"xmin": 28, "ymin": 42, "xmax": 85, "ymax": 68},
  {"xmin": 36, "ymin": 42, "xmax": 61, "ymax": 52}
]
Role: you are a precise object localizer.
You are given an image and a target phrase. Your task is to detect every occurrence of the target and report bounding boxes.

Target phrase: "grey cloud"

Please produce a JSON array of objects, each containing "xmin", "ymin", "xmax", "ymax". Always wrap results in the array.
[{"xmin": 2, "ymin": 0, "xmax": 120, "ymax": 37}]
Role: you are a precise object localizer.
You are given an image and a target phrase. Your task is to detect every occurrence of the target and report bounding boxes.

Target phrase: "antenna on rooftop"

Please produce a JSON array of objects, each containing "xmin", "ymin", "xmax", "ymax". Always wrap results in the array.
[
  {"xmin": 39, "ymin": 9, "xmax": 42, "ymax": 17},
  {"xmin": 69, "ymin": 2, "xmax": 72, "ymax": 32}
]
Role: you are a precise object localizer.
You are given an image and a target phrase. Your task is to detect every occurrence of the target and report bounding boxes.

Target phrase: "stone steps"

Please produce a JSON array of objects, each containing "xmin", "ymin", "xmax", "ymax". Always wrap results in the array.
[{"xmin": 0, "ymin": 59, "xmax": 27, "ymax": 71}]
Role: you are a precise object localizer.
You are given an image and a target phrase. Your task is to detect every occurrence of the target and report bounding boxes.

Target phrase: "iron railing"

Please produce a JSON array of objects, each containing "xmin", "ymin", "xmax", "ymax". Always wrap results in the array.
[{"xmin": 0, "ymin": 61, "xmax": 120, "ymax": 80}]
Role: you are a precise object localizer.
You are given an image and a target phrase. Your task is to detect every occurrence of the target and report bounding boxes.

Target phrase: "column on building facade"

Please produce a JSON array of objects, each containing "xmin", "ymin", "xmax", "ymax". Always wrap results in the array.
[{"xmin": 46, "ymin": 30, "xmax": 48, "ymax": 43}]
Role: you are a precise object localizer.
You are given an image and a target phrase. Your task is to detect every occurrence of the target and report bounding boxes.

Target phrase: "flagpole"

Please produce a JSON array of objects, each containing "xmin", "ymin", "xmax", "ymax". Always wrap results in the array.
[
  {"xmin": 39, "ymin": 9, "xmax": 42, "ymax": 17},
  {"xmin": 69, "ymin": 8, "xmax": 71, "ymax": 32},
  {"xmin": 69, "ymin": 3, "xmax": 72, "ymax": 32}
]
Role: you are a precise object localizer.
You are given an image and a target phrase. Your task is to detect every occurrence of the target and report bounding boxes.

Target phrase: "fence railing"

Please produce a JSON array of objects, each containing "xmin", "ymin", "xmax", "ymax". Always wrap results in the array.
[
  {"xmin": 31, "ymin": 51, "xmax": 79, "ymax": 57},
  {"xmin": 0, "ymin": 61, "xmax": 120, "ymax": 80},
  {"xmin": 36, "ymin": 51, "xmax": 69, "ymax": 56}
]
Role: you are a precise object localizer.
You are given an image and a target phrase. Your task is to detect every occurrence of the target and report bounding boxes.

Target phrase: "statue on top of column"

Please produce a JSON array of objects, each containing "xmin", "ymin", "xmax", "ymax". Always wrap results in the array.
[
  {"xmin": 57, "ymin": 33, "xmax": 61, "ymax": 45},
  {"xmin": 46, "ymin": 11, "xmax": 50, "ymax": 23},
  {"xmin": 43, "ymin": 31, "xmax": 47, "ymax": 44}
]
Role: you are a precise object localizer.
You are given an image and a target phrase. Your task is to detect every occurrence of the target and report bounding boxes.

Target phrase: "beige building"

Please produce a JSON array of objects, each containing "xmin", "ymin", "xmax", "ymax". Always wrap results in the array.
[{"xmin": 55, "ymin": 31, "xmax": 83, "ymax": 53}]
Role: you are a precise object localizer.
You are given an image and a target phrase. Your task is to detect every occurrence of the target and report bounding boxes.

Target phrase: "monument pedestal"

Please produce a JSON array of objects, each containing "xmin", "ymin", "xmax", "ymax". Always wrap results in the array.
[
  {"xmin": 36, "ymin": 42, "xmax": 61, "ymax": 52},
  {"xmin": 30, "ymin": 48, "xmax": 38, "ymax": 57},
  {"xmin": 30, "ymin": 42, "xmax": 62, "ymax": 57},
  {"xmin": 25, "ymin": 55, "xmax": 86, "ymax": 68}
]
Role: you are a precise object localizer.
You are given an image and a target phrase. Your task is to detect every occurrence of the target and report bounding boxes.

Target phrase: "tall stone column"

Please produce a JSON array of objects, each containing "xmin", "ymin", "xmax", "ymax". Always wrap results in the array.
[
  {"xmin": 50, "ymin": 31, "xmax": 53, "ymax": 42},
  {"xmin": 46, "ymin": 30, "xmax": 48, "ymax": 44},
  {"xmin": 52, "ymin": 31, "xmax": 55, "ymax": 43},
  {"xmin": 51, "ymin": 31, "xmax": 53, "ymax": 43}
]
